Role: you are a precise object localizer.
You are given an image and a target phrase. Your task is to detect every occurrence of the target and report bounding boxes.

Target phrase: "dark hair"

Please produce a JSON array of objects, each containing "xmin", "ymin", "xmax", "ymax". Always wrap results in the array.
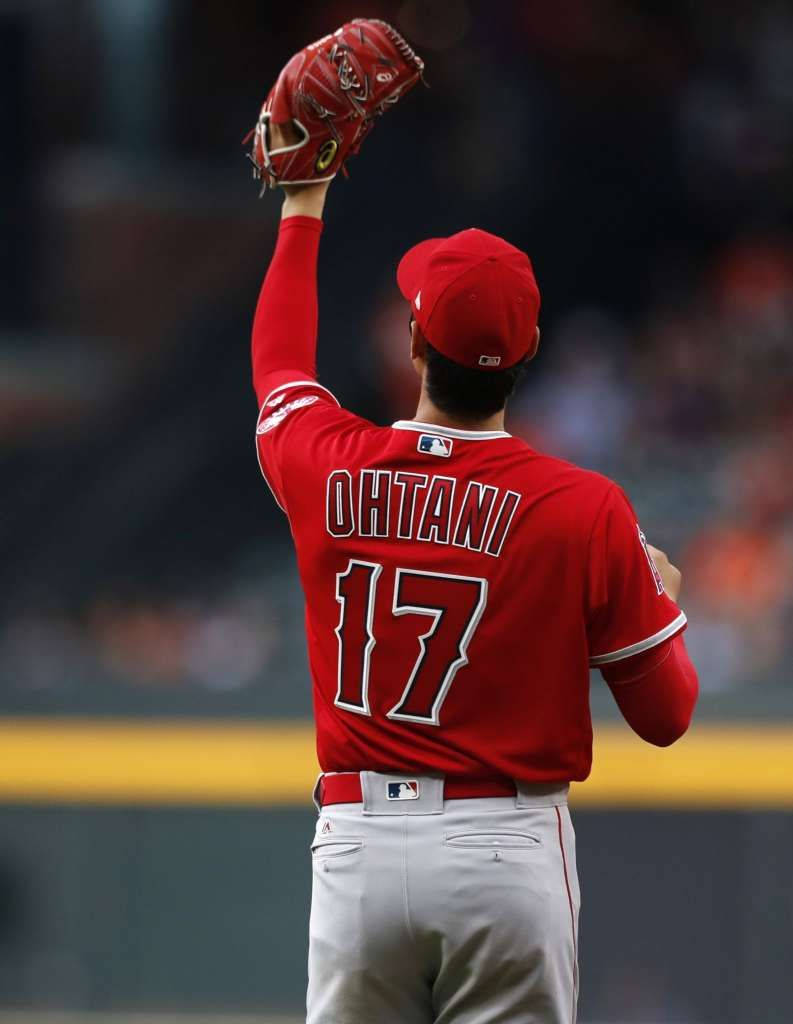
[{"xmin": 423, "ymin": 340, "xmax": 528, "ymax": 422}]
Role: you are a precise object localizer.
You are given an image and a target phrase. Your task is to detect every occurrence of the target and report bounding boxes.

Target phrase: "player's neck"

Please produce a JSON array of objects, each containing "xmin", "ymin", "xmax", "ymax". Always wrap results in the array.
[{"xmin": 411, "ymin": 394, "xmax": 506, "ymax": 434}]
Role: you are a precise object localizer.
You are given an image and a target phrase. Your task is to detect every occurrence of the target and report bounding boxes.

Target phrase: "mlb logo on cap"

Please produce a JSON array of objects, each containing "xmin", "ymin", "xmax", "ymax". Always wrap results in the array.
[
  {"xmin": 418, "ymin": 434, "xmax": 452, "ymax": 457},
  {"xmin": 387, "ymin": 780, "xmax": 419, "ymax": 801}
]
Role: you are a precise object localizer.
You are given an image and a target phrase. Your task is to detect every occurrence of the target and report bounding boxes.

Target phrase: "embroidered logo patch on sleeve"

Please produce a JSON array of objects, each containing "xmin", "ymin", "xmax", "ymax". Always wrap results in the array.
[{"xmin": 257, "ymin": 395, "xmax": 319, "ymax": 435}]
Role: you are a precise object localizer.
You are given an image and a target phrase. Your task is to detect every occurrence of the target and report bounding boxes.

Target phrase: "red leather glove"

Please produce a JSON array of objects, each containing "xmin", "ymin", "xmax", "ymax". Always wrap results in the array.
[{"xmin": 245, "ymin": 19, "xmax": 424, "ymax": 193}]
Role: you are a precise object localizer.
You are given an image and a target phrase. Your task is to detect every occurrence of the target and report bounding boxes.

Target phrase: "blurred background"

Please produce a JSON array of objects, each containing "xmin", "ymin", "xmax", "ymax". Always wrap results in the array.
[{"xmin": 1, "ymin": 0, "xmax": 792, "ymax": 1021}]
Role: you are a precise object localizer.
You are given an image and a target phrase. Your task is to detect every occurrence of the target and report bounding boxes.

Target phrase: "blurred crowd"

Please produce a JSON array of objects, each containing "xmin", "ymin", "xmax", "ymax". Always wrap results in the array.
[
  {"xmin": 1, "ymin": 0, "xmax": 792, "ymax": 704},
  {"xmin": 1, "ymin": 587, "xmax": 278, "ymax": 695}
]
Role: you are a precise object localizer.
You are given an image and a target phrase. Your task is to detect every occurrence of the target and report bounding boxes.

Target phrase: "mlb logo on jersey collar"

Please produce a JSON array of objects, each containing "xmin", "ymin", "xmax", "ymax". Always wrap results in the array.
[
  {"xmin": 418, "ymin": 434, "xmax": 452, "ymax": 457},
  {"xmin": 387, "ymin": 780, "xmax": 420, "ymax": 800}
]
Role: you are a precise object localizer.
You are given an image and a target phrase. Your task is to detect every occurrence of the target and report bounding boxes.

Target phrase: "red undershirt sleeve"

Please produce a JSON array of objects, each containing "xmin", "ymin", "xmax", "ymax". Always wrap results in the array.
[
  {"xmin": 600, "ymin": 633, "xmax": 699, "ymax": 746},
  {"xmin": 251, "ymin": 214, "xmax": 324, "ymax": 408},
  {"xmin": 251, "ymin": 213, "xmax": 358, "ymax": 515}
]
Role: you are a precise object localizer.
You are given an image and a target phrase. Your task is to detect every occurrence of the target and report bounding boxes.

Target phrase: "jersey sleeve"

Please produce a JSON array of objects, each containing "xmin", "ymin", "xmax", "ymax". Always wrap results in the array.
[
  {"xmin": 255, "ymin": 375, "xmax": 361, "ymax": 515},
  {"xmin": 586, "ymin": 485, "xmax": 687, "ymax": 666}
]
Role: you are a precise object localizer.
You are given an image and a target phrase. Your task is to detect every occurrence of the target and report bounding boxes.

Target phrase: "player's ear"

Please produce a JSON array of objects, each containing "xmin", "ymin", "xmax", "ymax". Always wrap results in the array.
[
  {"xmin": 410, "ymin": 319, "xmax": 427, "ymax": 374},
  {"xmin": 526, "ymin": 325, "xmax": 541, "ymax": 362}
]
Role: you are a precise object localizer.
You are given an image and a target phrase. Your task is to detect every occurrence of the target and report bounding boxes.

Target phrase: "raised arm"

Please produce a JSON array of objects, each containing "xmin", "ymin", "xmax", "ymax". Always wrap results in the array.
[
  {"xmin": 246, "ymin": 22, "xmax": 422, "ymax": 407},
  {"xmin": 251, "ymin": 126, "xmax": 331, "ymax": 407}
]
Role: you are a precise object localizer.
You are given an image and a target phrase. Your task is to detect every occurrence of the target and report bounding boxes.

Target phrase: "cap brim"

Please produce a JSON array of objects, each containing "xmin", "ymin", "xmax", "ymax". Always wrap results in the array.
[{"xmin": 397, "ymin": 237, "xmax": 446, "ymax": 304}]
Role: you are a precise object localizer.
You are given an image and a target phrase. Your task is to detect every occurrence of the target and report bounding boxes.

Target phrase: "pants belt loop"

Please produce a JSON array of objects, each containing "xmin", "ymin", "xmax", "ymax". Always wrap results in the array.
[{"xmin": 514, "ymin": 781, "xmax": 570, "ymax": 808}]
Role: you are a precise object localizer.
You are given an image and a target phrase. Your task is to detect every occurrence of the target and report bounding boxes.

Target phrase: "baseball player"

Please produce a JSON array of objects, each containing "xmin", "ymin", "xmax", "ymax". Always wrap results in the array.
[{"xmin": 247, "ymin": 21, "xmax": 699, "ymax": 1024}]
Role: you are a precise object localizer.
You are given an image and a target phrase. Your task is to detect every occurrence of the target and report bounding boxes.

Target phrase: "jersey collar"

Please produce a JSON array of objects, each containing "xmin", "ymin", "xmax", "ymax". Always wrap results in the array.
[{"xmin": 392, "ymin": 419, "xmax": 511, "ymax": 440}]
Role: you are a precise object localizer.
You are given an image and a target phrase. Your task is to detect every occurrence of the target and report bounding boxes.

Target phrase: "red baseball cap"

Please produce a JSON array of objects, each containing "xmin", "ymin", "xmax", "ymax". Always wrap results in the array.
[{"xmin": 397, "ymin": 228, "xmax": 540, "ymax": 371}]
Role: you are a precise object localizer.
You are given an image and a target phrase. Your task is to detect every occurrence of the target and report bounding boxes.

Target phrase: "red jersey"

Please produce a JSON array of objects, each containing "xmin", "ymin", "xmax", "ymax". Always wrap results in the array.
[{"xmin": 256, "ymin": 380, "xmax": 686, "ymax": 784}]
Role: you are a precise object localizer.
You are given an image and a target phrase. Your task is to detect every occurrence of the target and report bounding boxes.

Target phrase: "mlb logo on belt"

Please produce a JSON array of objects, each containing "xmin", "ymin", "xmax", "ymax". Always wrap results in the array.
[
  {"xmin": 418, "ymin": 434, "xmax": 452, "ymax": 458},
  {"xmin": 387, "ymin": 780, "xmax": 419, "ymax": 801}
]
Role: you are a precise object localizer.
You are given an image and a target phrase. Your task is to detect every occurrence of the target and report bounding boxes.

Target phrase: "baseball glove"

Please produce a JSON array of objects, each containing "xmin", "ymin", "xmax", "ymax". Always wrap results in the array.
[{"xmin": 245, "ymin": 19, "xmax": 425, "ymax": 193}]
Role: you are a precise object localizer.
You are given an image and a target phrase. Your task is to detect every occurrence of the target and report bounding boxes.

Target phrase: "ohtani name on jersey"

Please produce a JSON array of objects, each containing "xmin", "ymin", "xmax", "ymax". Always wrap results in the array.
[{"xmin": 325, "ymin": 470, "xmax": 521, "ymax": 558}]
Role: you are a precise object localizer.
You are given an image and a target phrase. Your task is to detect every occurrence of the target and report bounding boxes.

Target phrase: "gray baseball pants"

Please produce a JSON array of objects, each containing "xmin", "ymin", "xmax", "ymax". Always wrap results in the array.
[{"xmin": 307, "ymin": 773, "xmax": 579, "ymax": 1023}]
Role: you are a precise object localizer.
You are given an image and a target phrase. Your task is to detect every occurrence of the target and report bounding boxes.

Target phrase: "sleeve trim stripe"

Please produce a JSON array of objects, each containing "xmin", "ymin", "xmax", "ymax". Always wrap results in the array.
[
  {"xmin": 257, "ymin": 379, "xmax": 340, "ymax": 421},
  {"xmin": 589, "ymin": 611, "xmax": 687, "ymax": 665}
]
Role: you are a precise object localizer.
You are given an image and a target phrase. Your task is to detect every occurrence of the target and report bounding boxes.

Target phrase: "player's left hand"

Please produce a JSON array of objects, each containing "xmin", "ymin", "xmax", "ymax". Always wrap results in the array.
[
  {"xmin": 266, "ymin": 122, "xmax": 333, "ymax": 219},
  {"xmin": 646, "ymin": 544, "xmax": 682, "ymax": 602},
  {"xmin": 245, "ymin": 18, "xmax": 425, "ymax": 195}
]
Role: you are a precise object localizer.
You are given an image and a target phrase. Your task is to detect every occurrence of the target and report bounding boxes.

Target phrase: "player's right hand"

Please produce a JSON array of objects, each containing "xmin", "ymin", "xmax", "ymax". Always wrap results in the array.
[{"xmin": 646, "ymin": 544, "xmax": 682, "ymax": 602}]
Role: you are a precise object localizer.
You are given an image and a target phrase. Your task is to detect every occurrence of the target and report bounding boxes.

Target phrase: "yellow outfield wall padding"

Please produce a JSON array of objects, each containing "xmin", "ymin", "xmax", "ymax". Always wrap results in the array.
[
  {"xmin": 0, "ymin": 720, "xmax": 318, "ymax": 805},
  {"xmin": 0, "ymin": 718, "xmax": 791, "ymax": 808},
  {"xmin": 577, "ymin": 725, "xmax": 793, "ymax": 808}
]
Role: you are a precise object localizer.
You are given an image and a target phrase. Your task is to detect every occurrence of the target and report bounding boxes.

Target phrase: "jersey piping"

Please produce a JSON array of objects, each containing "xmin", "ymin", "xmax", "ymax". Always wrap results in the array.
[
  {"xmin": 589, "ymin": 611, "xmax": 687, "ymax": 666},
  {"xmin": 392, "ymin": 420, "xmax": 511, "ymax": 440},
  {"xmin": 255, "ymin": 378, "xmax": 341, "ymax": 513}
]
